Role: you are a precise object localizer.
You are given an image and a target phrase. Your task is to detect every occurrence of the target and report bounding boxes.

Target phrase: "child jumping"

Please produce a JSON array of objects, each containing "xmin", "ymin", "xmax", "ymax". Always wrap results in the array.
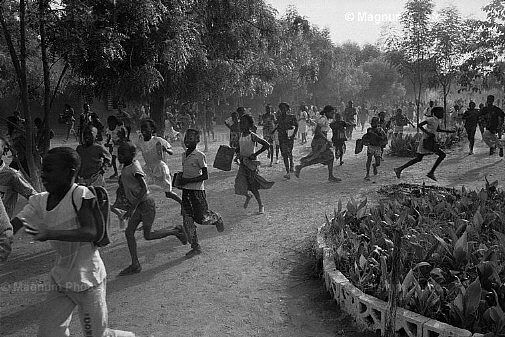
[
  {"xmin": 394, "ymin": 107, "xmax": 455, "ymax": 181},
  {"xmin": 11, "ymin": 147, "xmax": 134, "ymax": 336},
  {"xmin": 117, "ymin": 142, "xmax": 187, "ymax": 275},
  {"xmin": 363, "ymin": 117, "xmax": 388, "ymax": 181},
  {"xmin": 234, "ymin": 114, "xmax": 274, "ymax": 214},
  {"xmin": 178, "ymin": 129, "xmax": 224, "ymax": 258}
]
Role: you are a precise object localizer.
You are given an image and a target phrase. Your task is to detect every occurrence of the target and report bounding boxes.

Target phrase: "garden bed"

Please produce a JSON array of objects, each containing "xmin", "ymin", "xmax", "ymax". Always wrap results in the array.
[{"xmin": 319, "ymin": 181, "xmax": 505, "ymax": 336}]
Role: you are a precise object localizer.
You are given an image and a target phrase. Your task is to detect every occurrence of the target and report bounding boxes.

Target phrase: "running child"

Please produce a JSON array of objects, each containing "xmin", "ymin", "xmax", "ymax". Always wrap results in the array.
[
  {"xmin": 117, "ymin": 142, "xmax": 187, "ymax": 275},
  {"xmin": 0, "ymin": 136, "xmax": 37, "ymax": 218},
  {"xmin": 363, "ymin": 117, "xmax": 388, "ymax": 181},
  {"xmin": 137, "ymin": 119, "xmax": 183, "ymax": 209},
  {"xmin": 329, "ymin": 113, "xmax": 350, "ymax": 166},
  {"xmin": 462, "ymin": 101, "xmax": 481, "ymax": 155},
  {"xmin": 11, "ymin": 147, "xmax": 134, "ymax": 336},
  {"xmin": 295, "ymin": 105, "xmax": 340, "ymax": 182},
  {"xmin": 234, "ymin": 115, "xmax": 273, "ymax": 214},
  {"xmin": 178, "ymin": 129, "xmax": 224, "ymax": 258},
  {"xmin": 394, "ymin": 107, "xmax": 455, "ymax": 181},
  {"xmin": 76, "ymin": 125, "xmax": 112, "ymax": 186},
  {"xmin": 105, "ymin": 115, "xmax": 127, "ymax": 179}
]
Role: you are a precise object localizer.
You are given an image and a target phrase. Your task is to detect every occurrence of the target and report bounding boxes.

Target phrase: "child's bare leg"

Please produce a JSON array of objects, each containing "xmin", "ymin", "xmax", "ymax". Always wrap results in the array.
[
  {"xmin": 110, "ymin": 155, "xmax": 118, "ymax": 176},
  {"xmin": 365, "ymin": 153, "xmax": 372, "ymax": 179},
  {"xmin": 122, "ymin": 215, "xmax": 142, "ymax": 274},
  {"xmin": 251, "ymin": 188, "xmax": 264, "ymax": 213}
]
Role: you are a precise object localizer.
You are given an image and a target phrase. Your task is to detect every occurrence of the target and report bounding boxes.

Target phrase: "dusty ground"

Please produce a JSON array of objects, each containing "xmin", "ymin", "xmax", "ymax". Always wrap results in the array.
[{"xmin": 0, "ymin": 125, "xmax": 501, "ymax": 337}]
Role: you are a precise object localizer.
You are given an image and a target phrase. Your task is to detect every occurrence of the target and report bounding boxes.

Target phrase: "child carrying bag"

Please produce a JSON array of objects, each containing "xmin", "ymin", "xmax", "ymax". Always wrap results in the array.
[
  {"xmin": 213, "ymin": 145, "xmax": 235, "ymax": 171},
  {"xmin": 72, "ymin": 185, "xmax": 111, "ymax": 247}
]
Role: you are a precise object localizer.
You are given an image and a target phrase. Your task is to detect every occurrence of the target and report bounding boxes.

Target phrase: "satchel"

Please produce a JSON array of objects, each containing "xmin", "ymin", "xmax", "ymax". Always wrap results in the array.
[
  {"xmin": 355, "ymin": 138, "xmax": 364, "ymax": 154},
  {"xmin": 213, "ymin": 145, "xmax": 235, "ymax": 171}
]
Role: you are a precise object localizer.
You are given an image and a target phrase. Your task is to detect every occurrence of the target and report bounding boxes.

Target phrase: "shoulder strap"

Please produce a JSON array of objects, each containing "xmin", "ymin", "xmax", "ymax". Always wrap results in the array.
[{"xmin": 70, "ymin": 185, "xmax": 80, "ymax": 215}]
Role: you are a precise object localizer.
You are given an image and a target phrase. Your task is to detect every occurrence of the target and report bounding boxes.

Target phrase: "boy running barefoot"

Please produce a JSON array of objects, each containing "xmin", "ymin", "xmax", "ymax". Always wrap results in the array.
[
  {"xmin": 76, "ymin": 125, "xmax": 112, "ymax": 186},
  {"xmin": 11, "ymin": 147, "xmax": 134, "ymax": 336},
  {"xmin": 394, "ymin": 107, "xmax": 455, "ymax": 181},
  {"xmin": 117, "ymin": 142, "xmax": 187, "ymax": 276},
  {"xmin": 137, "ymin": 119, "xmax": 183, "ymax": 210},
  {"xmin": 178, "ymin": 129, "xmax": 224, "ymax": 258},
  {"xmin": 363, "ymin": 117, "xmax": 387, "ymax": 181}
]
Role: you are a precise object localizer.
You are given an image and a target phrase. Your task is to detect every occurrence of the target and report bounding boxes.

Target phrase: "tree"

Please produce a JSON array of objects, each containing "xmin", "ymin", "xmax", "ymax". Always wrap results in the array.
[
  {"xmin": 459, "ymin": 0, "xmax": 505, "ymax": 93},
  {"xmin": 430, "ymin": 6, "xmax": 467, "ymax": 125},
  {"xmin": 361, "ymin": 57, "xmax": 405, "ymax": 104},
  {"xmin": 397, "ymin": 0, "xmax": 434, "ymax": 128}
]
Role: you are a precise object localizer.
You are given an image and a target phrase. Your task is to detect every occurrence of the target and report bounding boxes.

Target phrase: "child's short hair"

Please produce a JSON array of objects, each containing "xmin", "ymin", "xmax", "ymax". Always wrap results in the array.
[
  {"xmin": 140, "ymin": 118, "xmax": 157, "ymax": 132},
  {"xmin": 118, "ymin": 141, "xmax": 137, "ymax": 155},
  {"xmin": 322, "ymin": 105, "xmax": 334, "ymax": 115},
  {"xmin": 84, "ymin": 124, "xmax": 98, "ymax": 136},
  {"xmin": 279, "ymin": 102, "xmax": 290, "ymax": 110},
  {"xmin": 46, "ymin": 147, "xmax": 81, "ymax": 175},
  {"xmin": 241, "ymin": 114, "xmax": 254, "ymax": 125},
  {"xmin": 432, "ymin": 107, "xmax": 444, "ymax": 118},
  {"xmin": 186, "ymin": 128, "xmax": 201, "ymax": 138},
  {"xmin": 107, "ymin": 115, "xmax": 118, "ymax": 125},
  {"xmin": 370, "ymin": 116, "xmax": 380, "ymax": 125}
]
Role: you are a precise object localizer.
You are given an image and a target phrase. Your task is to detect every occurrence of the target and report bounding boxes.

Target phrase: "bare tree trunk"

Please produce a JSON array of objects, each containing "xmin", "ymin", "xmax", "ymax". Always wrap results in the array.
[{"xmin": 150, "ymin": 93, "xmax": 166, "ymax": 137}]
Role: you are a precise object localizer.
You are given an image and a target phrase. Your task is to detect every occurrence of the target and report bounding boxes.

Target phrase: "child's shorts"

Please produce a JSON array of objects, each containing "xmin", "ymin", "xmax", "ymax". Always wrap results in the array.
[
  {"xmin": 182, "ymin": 189, "xmax": 208, "ymax": 224},
  {"xmin": 130, "ymin": 197, "xmax": 156, "ymax": 229},
  {"xmin": 367, "ymin": 145, "xmax": 382, "ymax": 157}
]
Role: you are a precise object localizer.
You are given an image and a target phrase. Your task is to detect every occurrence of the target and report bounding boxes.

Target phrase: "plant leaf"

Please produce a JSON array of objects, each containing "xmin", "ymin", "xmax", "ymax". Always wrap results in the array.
[
  {"xmin": 453, "ymin": 231, "xmax": 468, "ymax": 267},
  {"xmin": 464, "ymin": 278, "xmax": 482, "ymax": 317}
]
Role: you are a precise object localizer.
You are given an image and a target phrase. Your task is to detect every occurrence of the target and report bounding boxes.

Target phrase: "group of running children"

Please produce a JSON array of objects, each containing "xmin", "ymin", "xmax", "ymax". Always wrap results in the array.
[
  {"xmin": 0, "ymin": 116, "xmax": 224, "ymax": 336},
  {"xmin": 0, "ymin": 96, "xmax": 499, "ymax": 336}
]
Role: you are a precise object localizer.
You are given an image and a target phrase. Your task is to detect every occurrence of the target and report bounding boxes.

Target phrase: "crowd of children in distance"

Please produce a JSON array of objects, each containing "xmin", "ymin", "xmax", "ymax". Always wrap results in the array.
[{"xmin": 0, "ymin": 95, "xmax": 504, "ymax": 336}]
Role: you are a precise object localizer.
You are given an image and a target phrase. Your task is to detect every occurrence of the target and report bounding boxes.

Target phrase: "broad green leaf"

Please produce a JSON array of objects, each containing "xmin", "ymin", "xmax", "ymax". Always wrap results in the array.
[
  {"xmin": 359, "ymin": 254, "xmax": 367, "ymax": 269},
  {"xmin": 358, "ymin": 198, "xmax": 367, "ymax": 210},
  {"xmin": 464, "ymin": 278, "xmax": 482, "ymax": 317},
  {"xmin": 493, "ymin": 230, "xmax": 505, "ymax": 255},
  {"xmin": 401, "ymin": 269, "xmax": 415, "ymax": 294},
  {"xmin": 453, "ymin": 231, "xmax": 468, "ymax": 267},
  {"xmin": 414, "ymin": 261, "xmax": 431, "ymax": 270},
  {"xmin": 473, "ymin": 209, "xmax": 484, "ymax": 232}
]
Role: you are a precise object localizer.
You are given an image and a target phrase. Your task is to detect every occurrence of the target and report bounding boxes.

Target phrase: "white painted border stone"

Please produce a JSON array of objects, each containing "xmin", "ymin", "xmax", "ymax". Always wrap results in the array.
[{"xmin": 317, "ymin": 225, "xmax": 479, "ymax": 337}]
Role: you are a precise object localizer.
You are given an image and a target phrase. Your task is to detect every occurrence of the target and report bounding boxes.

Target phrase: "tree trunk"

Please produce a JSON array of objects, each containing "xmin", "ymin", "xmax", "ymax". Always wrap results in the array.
[
  {"xmin": 150, "ymin": 92, "xmax": 166, "ymax": 137},
  {"xmin": 202, "ymin": 105, "xmax": 208, "ymax": 152}
]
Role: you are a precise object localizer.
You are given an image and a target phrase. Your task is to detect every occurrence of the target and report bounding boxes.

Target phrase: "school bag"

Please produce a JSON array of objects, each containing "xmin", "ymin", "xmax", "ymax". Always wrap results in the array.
[
  {"xmin": 71, "ymin": 185, "xmax": 111, "ymax": 247},
  {"xmin": 355, "ymin": 138, "xmax": 364, "ymax": 154},
  {"xmin": 213, "ymin": 145, "xmax": 235, "ymax": 171}
]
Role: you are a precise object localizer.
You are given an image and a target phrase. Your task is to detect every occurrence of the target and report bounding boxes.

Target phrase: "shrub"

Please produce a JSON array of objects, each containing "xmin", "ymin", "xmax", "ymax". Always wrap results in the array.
[
  {"xmin": 388, "ymin": 134, "xmax": 420, "ymax": 157},
  {"xmin": 321, "ymin": 181, "xmax": 505, "ymax": 334}
]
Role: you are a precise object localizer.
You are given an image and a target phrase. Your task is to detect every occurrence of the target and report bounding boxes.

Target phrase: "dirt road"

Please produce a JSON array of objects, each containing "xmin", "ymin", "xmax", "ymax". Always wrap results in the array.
[{"xmin": 1, "ymin": 126, "xmax": 500, "ymax": 336}]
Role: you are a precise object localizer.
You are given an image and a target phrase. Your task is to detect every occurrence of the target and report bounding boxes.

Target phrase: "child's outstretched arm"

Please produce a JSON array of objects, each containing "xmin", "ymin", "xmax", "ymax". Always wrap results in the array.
[
  {"xmin": 417, "ymin": 121, "xmax": 429, "ymax": 133},
  {"xmin": 250, "ymin": 133, "xmax": 269, "ymax": 159},
  {"xmin": 20, "ymin": 199, "xmax": 98, "ymax": 242}
]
